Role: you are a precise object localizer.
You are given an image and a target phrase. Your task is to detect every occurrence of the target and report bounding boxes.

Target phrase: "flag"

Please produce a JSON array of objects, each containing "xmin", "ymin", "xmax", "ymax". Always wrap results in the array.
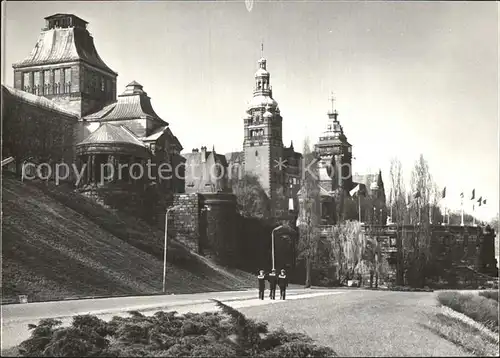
[
  {"xmin": 413, "ymin": 190, "xmax": 421, "ymax": 199},
  {"xmin": 470, "ymin": 189, "xmax": 475, "ymax": 200},
  {"xmin": 442, "ymin": 187, "xmax": 446, "ymax": 199},
  {"xmin": 460, "ymin": 192, "xmax": 464, "ymax": 199},
  {"xmin": 483, "ymin": 199, "xmax": 487, "ymax": 205},
  {"xmin": 349, "ymin": 184, "xmax": 360, "ymax": 197},
  {"xmin": 477, "ymin": 196, "xmax": 482, "ymax": 206}
]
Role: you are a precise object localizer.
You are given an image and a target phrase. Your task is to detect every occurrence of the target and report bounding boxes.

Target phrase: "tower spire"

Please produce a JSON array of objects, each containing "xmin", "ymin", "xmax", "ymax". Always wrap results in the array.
[
  {"xmin": 329, "ymin": 92, "xmax": 335, "ymax": 113},
  {"xmin": 328, "ymin": 92, "xmax": 339, "ymax": 121}
]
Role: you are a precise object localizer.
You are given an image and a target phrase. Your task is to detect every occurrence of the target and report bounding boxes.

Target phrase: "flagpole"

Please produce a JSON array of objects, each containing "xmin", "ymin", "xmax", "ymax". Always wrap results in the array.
[
  {"xmin": 460, "ymin": 195, "xmax": 464, "ymax": 226},
  {"xmin": 472, "ymin": 204, "xmax": 476, "ymax": 226}
]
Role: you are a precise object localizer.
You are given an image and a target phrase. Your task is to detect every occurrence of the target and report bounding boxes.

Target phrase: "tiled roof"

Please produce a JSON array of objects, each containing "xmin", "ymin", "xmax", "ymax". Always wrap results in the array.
[
  {"xmin": 185, "ymin": 151, "xmax": 228, "ymax": 167},
  {"xmin": 83, "ymin": 83, "xmax": 167, "ymax": 124},
  {"xmin": 77, "ymin": 123, "xmax": 146, "ymax": 147},
  {"xmin": 13, "ymin": 27, "xmax": 117, "ymax": 75},
  {"xmin": 141, "ymin": 125, "xmax": 169, "ymax": 141},
  {"xmin": 225, "ymin": 151, "xmax": 244, "ymax": 163},
  {"xmin": 2, "ymin": 84, "xmax": 79, "ymax": 119}
]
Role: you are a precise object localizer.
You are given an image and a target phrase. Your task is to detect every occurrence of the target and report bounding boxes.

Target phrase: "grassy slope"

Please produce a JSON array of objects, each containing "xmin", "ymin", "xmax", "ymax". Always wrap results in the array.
[{"xmin": 1, "ymin": 176, "xmax": 254, "ymax": 302}]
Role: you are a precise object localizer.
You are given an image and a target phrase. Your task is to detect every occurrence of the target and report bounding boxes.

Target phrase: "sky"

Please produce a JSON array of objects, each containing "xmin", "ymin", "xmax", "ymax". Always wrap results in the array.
[{"xmin": 2, "ymin": 1, "xmax": 498, "ymax": 221}]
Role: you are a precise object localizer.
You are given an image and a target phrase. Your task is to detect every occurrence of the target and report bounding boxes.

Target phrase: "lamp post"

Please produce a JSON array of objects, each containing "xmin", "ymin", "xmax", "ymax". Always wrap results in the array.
[
  {"xmin": 271, "ymin": 225, "xmax": 283, "ymax": 271},
  {"xmin": 163, "ymin": 205, "xmax": 180, "ymax": 293},
  {"xmin": 271, "ymin": 190, "xmax": 295, "ymax": 271}
]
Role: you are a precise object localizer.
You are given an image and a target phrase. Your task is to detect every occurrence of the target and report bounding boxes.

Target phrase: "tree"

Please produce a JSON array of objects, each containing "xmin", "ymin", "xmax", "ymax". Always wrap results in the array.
[
  {"xmin": 232, "ymin": 173, "xmax": 271, "ymax": 219},
  {"xmin": 389, "ymin": 157, "xmax": 407, "ymax": 225},
  {"xmin": 404, "ymin": 154, "xmax": 434, "ymax": 287},
  {"xmin": 297, "ymin": 138, "xmax": 321, "ymax": 288},
  {"xmin": 326, "ymin": 220, "xmax": 366, "ymax": 285}
]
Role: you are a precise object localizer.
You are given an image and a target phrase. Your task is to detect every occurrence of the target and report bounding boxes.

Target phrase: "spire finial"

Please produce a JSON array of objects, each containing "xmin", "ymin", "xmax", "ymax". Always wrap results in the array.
[
  {"xmin": 329, "ymin": 92, "xmax": 335, "ymax": 113},
  {"xmin": 261, "ymin": 42, "xmax": 264, "ymax": 58}
]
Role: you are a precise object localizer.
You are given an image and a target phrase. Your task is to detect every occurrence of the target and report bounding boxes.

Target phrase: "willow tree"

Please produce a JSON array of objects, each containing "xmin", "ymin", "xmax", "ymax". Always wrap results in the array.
[{"xmin": 297, "ymin": 138, "xmax": 321, "ymax": 288}]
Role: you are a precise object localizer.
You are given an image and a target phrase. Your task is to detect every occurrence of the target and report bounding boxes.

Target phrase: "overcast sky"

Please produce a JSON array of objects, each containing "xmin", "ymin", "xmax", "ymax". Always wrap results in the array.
[{"xmin": 2, "ymin": 1, "xmax": 498, "ymax": 220}]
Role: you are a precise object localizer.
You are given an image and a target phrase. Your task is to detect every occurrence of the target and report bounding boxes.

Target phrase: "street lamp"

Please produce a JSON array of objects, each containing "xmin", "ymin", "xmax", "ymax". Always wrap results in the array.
[
  {"xmin": 163, "ymin": 205, "xmax": 180, "ymax": 293},
  {"xmin": 271, "ymin": 225, "xmax": 283, "ymax": 271},
  {"xmin": 271, "ymin": 195, "xmax": 294, "ymax": 271}
]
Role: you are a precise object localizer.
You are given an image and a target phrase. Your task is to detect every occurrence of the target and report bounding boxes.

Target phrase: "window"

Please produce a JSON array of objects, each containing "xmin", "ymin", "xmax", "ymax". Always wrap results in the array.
[
  {"xmin": 54, "ymin": 69, "xmax": 61, "ymax": 94},
  {"xmin": 34, "ymin": 72, "xmax": 42, "ymax": 95},
  {"xmin": 43, "ymin": 70, "xmax": 51, "ymax": 94},
  {"xmin": 101, "ymin": 77, "xmax": 105, "ymax": 92},
  {"xmin": 64, "ymin": 68, "xmax": 72, "ymax": 93},
  {"xmin": 23, "ymin": 72, "xmax": 30, "ymax": 91}
]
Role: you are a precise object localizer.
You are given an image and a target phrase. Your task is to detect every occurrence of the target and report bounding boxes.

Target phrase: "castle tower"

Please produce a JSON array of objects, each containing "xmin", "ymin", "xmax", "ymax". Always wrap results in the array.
[
  {"xmin": 243, "ymin": 48, "xmax": 284, "ymax": 202},
  {"xmin": 12, "ymin": 14, "xmax": 118, "ymax": 117},
  {"xmin": 314, "ymin": 95, "xmax": 353, "ymax": 193}
]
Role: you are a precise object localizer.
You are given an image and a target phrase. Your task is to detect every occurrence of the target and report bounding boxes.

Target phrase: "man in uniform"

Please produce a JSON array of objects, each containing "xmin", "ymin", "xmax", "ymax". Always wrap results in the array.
[
  {"xmin": 278, "ymin": 269, "xmax": 288, "ymax": 300},
  {"xmin": 267, "ymin": 269, "xmax": 278, "ymax": 300},
  {"xmin": 257, "ymin": 269, "xmax": 266, "ymax": 300}
]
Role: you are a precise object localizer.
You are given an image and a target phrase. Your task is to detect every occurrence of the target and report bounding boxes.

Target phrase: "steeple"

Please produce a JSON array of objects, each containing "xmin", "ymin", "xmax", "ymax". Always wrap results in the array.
[
  {"xmin": 314, "ymin": 92, "xmax": 353, "ymax": 193},
  {"xmin": 328, "ymin": 92, "xmax": 339, "ymax": 121},
  {"xmin": 323, "ymin": 93, "xmax": 344, "ymax": 139}
]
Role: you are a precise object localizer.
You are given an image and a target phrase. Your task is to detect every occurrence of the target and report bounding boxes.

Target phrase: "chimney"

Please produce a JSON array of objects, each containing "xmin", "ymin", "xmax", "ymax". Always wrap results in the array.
[{"xmin": 201, "ymin": 146, "xmax": 206, "ymax": 163}]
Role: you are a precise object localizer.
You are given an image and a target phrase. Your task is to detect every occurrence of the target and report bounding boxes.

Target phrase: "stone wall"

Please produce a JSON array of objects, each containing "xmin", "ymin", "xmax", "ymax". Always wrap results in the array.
[
  {"xmin": 363, "ymin": 224, "xmax": 498, "ymax": 286},
  {"xmin": 171, "ymin": 193, "xmax": 201, "ymax": 253},
  {"xmin": 169, "ymin": 192, "xmax": 238, "ymax": 264},
  {"xmin": 203, "ymin": 193, "xmax": 237, "ymax": 265}
]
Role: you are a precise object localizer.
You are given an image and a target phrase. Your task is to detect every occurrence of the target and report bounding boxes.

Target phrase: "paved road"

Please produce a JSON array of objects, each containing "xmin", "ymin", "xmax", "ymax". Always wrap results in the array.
[
  {"xmin": 2, "ymin": 289, "xmax": 471, "ymax": 356},
  {"xmin": 1, "ymin": 288, "xmax": 333, "ymax": 350}
]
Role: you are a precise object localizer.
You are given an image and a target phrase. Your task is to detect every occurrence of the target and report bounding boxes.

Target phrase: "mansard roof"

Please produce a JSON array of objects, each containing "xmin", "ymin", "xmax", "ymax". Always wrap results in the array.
[
  {"xmin": 13, "ymin": 20, "xmax": 117, "ymax": 75},
  {"xmin": 83, "ymin": 81, "xmax": 167, "ymax": 124},
  {"xmin": 77, "ymin": 123, "xmax": 146, "ymax": 148},
  {"xmin": 2, "ymin": 84, "xmax": 79, "ymax": 119}
]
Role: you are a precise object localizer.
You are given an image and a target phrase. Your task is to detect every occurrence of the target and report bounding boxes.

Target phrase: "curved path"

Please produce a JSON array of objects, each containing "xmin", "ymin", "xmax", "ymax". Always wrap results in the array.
[{"xmin": 2, "ymin": 288, "xmax": 470, "ymax": 356}]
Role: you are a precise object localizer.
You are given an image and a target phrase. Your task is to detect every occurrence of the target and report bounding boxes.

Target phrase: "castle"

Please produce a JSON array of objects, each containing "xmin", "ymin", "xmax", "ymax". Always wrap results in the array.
[
  {"xmin": 4, "ymin": 13, "xmax": 496, "ymax": 284},
  {"xmin": 3, "ymin": 13, "xmax": 385, "ymax": 227}
]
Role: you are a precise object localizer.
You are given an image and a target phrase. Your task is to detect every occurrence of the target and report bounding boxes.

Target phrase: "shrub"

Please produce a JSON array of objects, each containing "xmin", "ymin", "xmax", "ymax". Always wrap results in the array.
[
  {"xmin": 260, "ymin": 341, "xmax": 335, "ymax": 358},
  {"xmin": 16, "ymin": 305, "xmax": 334, "ymax": 357},
  {"xmin": 437, "ymin": 291, "xmax": 499, "ymax": 332},
  {"xmin": 478, "ymin": 290, "xmax": 499, "ymax": 302}
]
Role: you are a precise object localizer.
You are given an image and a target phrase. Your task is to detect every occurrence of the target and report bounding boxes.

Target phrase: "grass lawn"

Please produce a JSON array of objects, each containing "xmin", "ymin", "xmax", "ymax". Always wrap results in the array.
[
  {"xmin": 239, "ymin": 290, "xmax": 470, "ymax": 356},
  {"xmin": 479, "ymin": 290, "xmax": 499, "ymax": 302},
  {"xmin": 2, "ymin": 176, "xmax": 254, "ymax": 303},
  {"xmin": 437, "ymin": 291, "xmax": 499, "ymax": 333},
  {"xmin": 423, "ymin": 313, "xmax": 498, "ymax": 357}
]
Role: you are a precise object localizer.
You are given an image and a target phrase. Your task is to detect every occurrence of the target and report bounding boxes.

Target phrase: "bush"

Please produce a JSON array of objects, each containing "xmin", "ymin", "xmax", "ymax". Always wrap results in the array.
[
  {"xmin": 478, "ymin": 290, "xmax": 499, "ymax": 302},
  {"xmin": 15, "ymin": 304, "xmax": 334, "ymax": 357},
  {"xmin": 437, "ymin": 291, "xmax": 499, "ymax": 332}
]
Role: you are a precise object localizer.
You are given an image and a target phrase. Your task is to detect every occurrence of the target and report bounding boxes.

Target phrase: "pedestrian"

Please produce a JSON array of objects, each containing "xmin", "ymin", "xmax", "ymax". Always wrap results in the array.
[
  {"xmin": 278, "ymin": 269, "xmax": 288, "ymax": 300},
  {"xmin": 267, "ymin": 269, "xmax": 277, "ymax": 300},
  {"xmin": 257, "ymin": 269, "xmax": 266, "ymax": 300}
]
